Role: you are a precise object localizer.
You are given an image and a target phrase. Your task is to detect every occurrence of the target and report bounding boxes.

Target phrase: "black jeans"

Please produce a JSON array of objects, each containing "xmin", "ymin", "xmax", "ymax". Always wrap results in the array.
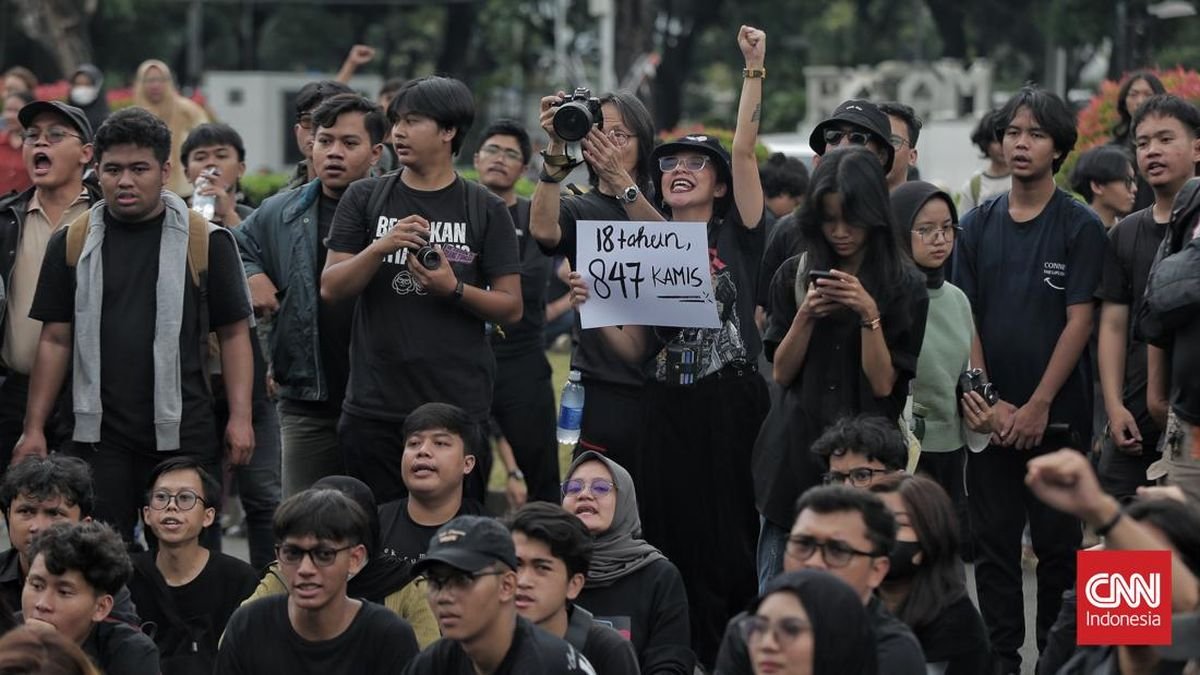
[
  {"xmin": 967, "ymin": 443, "xmax": 1082, "ymax": 673},
  {"xmin": 1097, "ymin": 433, "xmax": 1159, "ymax": 502},
  {"xmin": 915, "ymin": 447, "xmax": 972, "ymax": 556},
  {"xmin": 491, "ymin": 350, "xmax": 561, "ymax": 504},
  {"xmin": 573, "ymin": 379, "xmax": 646, "ymax": 485},
  {"xmin": 338, "ymin": 411, "xmax": 488, "ymax": 505}
]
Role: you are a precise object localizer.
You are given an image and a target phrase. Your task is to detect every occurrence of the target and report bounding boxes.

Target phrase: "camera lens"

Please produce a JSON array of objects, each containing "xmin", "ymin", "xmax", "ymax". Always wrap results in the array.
[
  {"xmin": 416, "ymin": 245, "xmax": 441, "ymax": 270},
  {"xmin": 553, "ymin": 103, "xmax": 594, "ymax": 142}
]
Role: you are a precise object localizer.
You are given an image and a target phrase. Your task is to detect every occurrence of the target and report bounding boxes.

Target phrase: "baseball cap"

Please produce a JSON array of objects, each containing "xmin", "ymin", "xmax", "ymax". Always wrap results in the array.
[
  {"xmin": 650, "ymin": 134, "xmax": 733, "ymax": 214},
  {"xmin": 808, "ymin": 99, "xmax": 894, "ymax": 172},
  {"xmin": 411, "ymin": 515, "xmax": 518, "ymax": 576},
  {"xmin": 18, "ymin": 101, "xmax": 94, "ymax": 143}
]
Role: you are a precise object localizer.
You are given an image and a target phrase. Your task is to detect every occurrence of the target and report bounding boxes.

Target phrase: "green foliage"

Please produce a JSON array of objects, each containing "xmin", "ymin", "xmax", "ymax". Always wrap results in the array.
[
  {"xmin": 240, "ymin": 173, "xmax": 291, "ymax": 207},
  {"xmin": 458, "ymin": 169, "xmax": 538, "ymax": 198}
]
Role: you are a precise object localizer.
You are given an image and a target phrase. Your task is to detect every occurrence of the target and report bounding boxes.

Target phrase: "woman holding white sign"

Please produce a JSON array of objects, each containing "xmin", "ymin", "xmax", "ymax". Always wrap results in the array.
[{"xmin": 568, "ymin": 24, "xmax": 769, "ymax": 668}]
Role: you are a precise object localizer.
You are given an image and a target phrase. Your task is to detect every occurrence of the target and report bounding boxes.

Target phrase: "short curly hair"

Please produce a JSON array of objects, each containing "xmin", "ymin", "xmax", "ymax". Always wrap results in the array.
[
  {"xmin": 0, "ymin": 455, "xmax": 94, "ymax": 520},
  {"xmin": 810, "ymin": 414, "xmax": 909, "ymax": 471},
  {"xmin": 27, "ymin": 522, "xmax": 132, "ymax": 597},
  {"xmin": 94, "ymin": 107, "xmax": 171, "ymax": 166}
]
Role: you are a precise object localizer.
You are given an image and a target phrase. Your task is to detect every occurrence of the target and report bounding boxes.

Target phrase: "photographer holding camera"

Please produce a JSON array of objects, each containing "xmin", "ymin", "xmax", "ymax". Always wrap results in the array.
[
  {"xmin": 321, "ymin": 76, "xmax": 522, "ymax": 504},
  {"xmin": 529, "ymin": 85, "xmax": 660, "ymax": 479}
]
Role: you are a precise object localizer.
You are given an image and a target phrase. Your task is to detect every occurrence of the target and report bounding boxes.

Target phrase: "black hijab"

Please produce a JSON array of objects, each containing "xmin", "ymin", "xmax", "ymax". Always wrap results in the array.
[
  {"xmin": 751, "ymin": 570, "xmax": 877, "ymax": 675},
  {"xmin": 889, "ymin": 181, "xmax": 959, "ymax": 289},
  {"xmin": 311, "ymin": 476, "xmax": 414, "ymax": 603}
]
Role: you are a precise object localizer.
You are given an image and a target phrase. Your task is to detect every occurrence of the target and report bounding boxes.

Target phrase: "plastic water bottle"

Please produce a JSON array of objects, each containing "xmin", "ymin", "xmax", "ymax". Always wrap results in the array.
[
  {"xmin": 556, "ymin": 370, "xmax": 585, "ymax": 445},
  {"xmin": 191, "ymin": 167, "xmax": 220, "ymax": 221}
]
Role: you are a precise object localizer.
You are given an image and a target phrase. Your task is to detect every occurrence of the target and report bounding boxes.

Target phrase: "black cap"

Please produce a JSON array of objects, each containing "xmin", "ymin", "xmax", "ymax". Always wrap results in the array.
[
  {"xmin": 411, "ymin": 515, "xmax": 517, "ymax": 576},
  {"xmin": 18, "ymin": 101, "xmax": 94, "ymax": 143},
  {"xmin": 808, "ymin": 99, "xmax": 894, "ymax": 172},
  {"xmin": 650, "ymin": 134, "xmax": 733, "ymax": 214}
]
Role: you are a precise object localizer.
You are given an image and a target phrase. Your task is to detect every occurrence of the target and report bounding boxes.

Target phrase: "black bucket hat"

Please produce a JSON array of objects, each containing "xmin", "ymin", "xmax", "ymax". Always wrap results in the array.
[
  {"xmin": 809, "ymin": 99, "xmax": 894, "ymax": 173},
  {"xmin": 650, "ymin": 134, "xmax": 734, "ymax": 215}
]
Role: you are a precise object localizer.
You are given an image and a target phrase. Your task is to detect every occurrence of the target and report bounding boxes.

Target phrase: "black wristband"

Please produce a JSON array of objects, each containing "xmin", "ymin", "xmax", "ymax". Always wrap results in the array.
[
  {"xmin": 1095, "ymin": 509, "xmax": 1123, "ymax": 537},
  {"xmin": 451, "ymin": 280, "xmax": 464, "ymax": 303}
]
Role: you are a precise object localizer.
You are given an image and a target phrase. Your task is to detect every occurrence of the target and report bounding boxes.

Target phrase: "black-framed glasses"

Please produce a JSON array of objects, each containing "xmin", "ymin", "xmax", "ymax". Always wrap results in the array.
[
  {"xmin": 479, "ymin": 144, "xmax": 523, "ymax": 163},
  {"xmin": 737, "ymin": 614, "xmax": 812, "ymax": 646},
  {"xmin": 296, "ymin": 112, "xmax": 314, "ymax": 130},
  {"xmin": 424, "ymin": 569, "xmax": 505, "ymax": 593},
  {"xmin": 912, "ymin": 225, "xmax": 960, "ymax": 244},
  {"xmin": 785, "ymin": 535, "xmax": 880, "ymax": 568},
  {"xmin": 824, "ymin": 129, "xmax": 871, "ymax": 147},
  {"xmin": 21, "ymin": 128, "xmax": 84, "ymax": 146},
  {"xmin": 561, "ymin": 478, "xmax": 617, "ymax": 497},
  {"xmin": 658, "ymin": 155, "xmax": 709, "ymax": 173},
  {"xmin": 1113, "ymin": 175, "xmax": 1136, "ymax": 189},
  {"xmin": 821, "ymin": 467, "xmax": 897, "ymax": 487},
  {"xmin": 147, "ymin": 490, "xmax": 207, "ymax": 511},
  {"xmin": 889, "ymin": 134, "xmax": 911, "ymax": 150},
  {"xmin": 276, "ymin": 543, "xmax": 354, "ymax": 567}
]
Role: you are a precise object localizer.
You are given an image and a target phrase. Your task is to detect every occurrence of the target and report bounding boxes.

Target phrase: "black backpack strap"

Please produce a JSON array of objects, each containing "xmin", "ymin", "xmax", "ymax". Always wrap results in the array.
[
  {"xmin": 464, "ymin": 177, "xmax": 489, "ymax": 235},
  {"xmin": 365, "ymin": 171, "xmax": 402, "ymax": 236}
]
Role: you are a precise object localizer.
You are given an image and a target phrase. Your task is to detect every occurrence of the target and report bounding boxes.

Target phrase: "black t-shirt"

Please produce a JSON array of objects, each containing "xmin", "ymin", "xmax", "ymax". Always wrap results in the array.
[
  {"xmin": 81, "ymin": 619, "xmax": 160, "ymax": 675},
  {"xmin": 566, "ymin": 605, "xmax": 641, "ymax": 675},
  {"xmin": 575, "ymin": 558, "xmax": 694, "ymax": 674},
  {"xmin": 1095, "ymin": 207, "xmax": 1167, "ymax": 442},
  {"xmin": 29, "ymin": 209, "xmax": 252, "ymax": 455},
  {"xmin": 326, "ymin": 175, "xmax": 521, "ymax": 421},
  {"xmin": 128, "ymin": 550, "xmax": 258, "ymax": 675},
  {"xmin": 756, "ymin": 211, "xmax": 801, "ymax": 310},
  {"xmin": 754, "ymin": 254, "xmax": 927, "ymax": 527},
  {"xmin": 645, "ymin": 209, "xmax": 765, "ymax": 381},
  {"xmin": 492, "ymin": 198, "xmax": 552, "ymax": 359},
  {"xmin": 404, "ymin": 616, "xmax": 594, "ymax": 675},
  {"xmin": 910, "ymin": 594, "xmax": 990, "ymax": 675},
  {"xmin": 377, "ymin": 497, "xmax": 487, "ymax": 567},
  {"xmin": 952, "ymin": 189, "xmax": 1107, "ymax": 439},
  {"xmin": 279, "ymin": 191, "xmax": 354, "ymax": 417},
  {"xmin": 538, "ymin": 190, "xmax": 645, "ymax": 388},
  {"xmin": 216, "ymin": 595, "xmax": 419, "ymax": 674}
]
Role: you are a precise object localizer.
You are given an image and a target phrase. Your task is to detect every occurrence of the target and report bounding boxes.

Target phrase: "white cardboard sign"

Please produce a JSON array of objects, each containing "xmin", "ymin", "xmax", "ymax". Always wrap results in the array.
[{"xmin": 576, "ymin": 220, "xmax": 720, "ymax": 329}]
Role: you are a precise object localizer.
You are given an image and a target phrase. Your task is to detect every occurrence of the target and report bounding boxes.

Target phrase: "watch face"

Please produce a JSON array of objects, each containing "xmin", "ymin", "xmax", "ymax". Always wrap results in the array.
[{"xmin": 623, "ymin": 187, "xmax": 638, "ymax": 202}]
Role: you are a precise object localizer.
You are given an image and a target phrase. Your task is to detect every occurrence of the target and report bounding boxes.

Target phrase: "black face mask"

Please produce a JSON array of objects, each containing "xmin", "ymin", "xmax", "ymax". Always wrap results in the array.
[{"xmin": 885, "ymin": 540, "xmax": 922, "ymax": 581}]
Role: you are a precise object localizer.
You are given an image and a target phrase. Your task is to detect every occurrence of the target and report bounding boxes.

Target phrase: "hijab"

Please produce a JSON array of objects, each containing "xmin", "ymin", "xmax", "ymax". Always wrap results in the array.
[
  {"xmin": 889, "ymin": 180, "xmax": 958, "ymax": 289},
  {"xmin": 311, "ymin": 476, "xmax": 414, "ymax": 603},
  {"xmin": 566, "ymin": 451, "xmax": 665, "ymax": 588},
  {"xmin": 752, "ymin": 569, "xmax": 877, "ymax": 675},
  {"xmin": 132, "ymin": 59, "xmax": 210, "ymax": 196},
  {"xmin": 133, "ymin": 60, "xmax": 179, "ymax": 123},
  {"xmin": 69, "ymin": 64, "xmax": 109, "ymax": 133}
]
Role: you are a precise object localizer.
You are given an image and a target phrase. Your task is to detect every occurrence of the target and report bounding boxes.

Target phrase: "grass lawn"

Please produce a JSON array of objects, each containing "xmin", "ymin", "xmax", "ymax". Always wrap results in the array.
[{"xmin": 486, "ymin": 348, "xmax": 575, "ymax": 494}]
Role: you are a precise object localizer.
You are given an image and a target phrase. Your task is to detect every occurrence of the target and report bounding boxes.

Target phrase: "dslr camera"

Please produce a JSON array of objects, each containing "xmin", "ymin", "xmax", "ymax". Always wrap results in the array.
[
  {"xmin": 958, "ymin": 368, "xmax": 999, "ymax": 406},
  {"xmin": 552, "ymin": 87, "xmax": 604, "ymax": 142},
  {"xmin": 414, "ymin": 243, "xmax": 440, "ymax": 270}
]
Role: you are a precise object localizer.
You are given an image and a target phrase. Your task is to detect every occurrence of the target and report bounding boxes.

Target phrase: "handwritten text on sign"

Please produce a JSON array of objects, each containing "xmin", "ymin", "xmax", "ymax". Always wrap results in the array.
[{"xmin": 577, "ymin": 220, "xmax": 720, "ymax": 329}]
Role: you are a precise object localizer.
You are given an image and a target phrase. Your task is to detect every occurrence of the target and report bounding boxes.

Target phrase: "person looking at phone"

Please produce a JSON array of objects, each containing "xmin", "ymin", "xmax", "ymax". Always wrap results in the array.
[
  {"xmin": 751, "ymin": 145, "xmax": 928, "ymax": 587},
  {"xmin": 321, "ymin": 76, "xmax": 522, "ymax": 504}
]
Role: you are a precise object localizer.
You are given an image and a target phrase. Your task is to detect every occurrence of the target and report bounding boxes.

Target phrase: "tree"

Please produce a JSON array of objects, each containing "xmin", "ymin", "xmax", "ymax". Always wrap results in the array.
[{"xmin": 12, "ymin": 0, "xmax": 98, "ymax": 77}]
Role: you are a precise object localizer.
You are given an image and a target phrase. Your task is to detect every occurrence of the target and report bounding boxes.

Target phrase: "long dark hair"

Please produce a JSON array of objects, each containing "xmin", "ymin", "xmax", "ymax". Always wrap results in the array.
[
  {"xmin": 870, "ymin": 474, "xmax": 968, "ymax": 628},
  {"xmin": 1112, "ymin": 71, "xmax": 1166, "ymax": 144},
  {"xmin": 794, "ymin": 146, "xmax": 916, "ymax": 313},
  {"xmin": 588, "ymin": 91, "xmax": 655, "ymax": 195}
]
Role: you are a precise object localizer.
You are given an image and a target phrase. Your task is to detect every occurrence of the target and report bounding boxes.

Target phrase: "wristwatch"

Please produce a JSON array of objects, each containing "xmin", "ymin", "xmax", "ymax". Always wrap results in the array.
[
  {"xmin": 618, "ymin": 185, "xmax": 640, "ymax": 204},
  {"xmin": 452, "ymin": 280, "xmax": 465, "ymax": 303},
  {"xmin": 507, "ymin": 468, "xmax": 525, "ymax": 481}
]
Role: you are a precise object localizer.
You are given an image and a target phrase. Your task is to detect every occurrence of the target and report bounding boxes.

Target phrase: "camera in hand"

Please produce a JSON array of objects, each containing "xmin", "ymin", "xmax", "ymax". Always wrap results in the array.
[
  {"xmin": 414, "ymin": 244, "xmax": 441, "ymax": 270},
  {"xmin": 959, "ymin": 368, "xmax": 999, "ymax": 405},
  {"xmin": 552, "ymin": 87, "xmax": 604, "ymax": 142}
]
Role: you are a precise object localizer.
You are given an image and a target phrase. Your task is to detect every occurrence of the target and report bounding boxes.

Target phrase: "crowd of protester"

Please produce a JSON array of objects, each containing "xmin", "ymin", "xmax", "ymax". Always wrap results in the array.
[{"xmin": 0, "ymin": 21, "xmax": 1197, "ymax": 675}]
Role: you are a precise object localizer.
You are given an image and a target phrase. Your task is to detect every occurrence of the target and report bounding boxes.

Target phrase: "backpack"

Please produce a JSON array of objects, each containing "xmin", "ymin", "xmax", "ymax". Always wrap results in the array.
[
  {"xmin": 64, "ymin": 208, "xmax": 222, "ymax": 389},
  {"xmin": 1137, "ymin": 177, "xmax": 1200, "ymax": 345},
  {"xmin": 364, "ymin": 169, "xmax": 490, "ymax": 246}
]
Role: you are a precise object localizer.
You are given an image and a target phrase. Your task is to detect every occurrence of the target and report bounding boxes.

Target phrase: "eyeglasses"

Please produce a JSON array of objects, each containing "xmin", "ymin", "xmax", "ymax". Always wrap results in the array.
[
  {"xmin": 737, "ymin": 614, "xmax": 812, "ymax": 647},
  {"xmin": 561, "ymin": 478, "xmax": 617, "ymax": 497},
  {"xmin": 479, "ymin": 144, "xmax": 523, "ymax": 163},
  {"xmin": 823, "ymin": 129, "xmax": 871, "ymax": 147},
  {"xmin": 1113, "ymin": 175, "xmax": 1136, "ymax": 189},
  {"xmin": 21, "ymin": 128, "xmax": 84, "ymax": 146},
  {"xmin": 785, "ymin": 535, "xmax": 880, "ymax": 568},
  {"xmin": 658, "ymin": 155, "xmax": 709, "ymax": 173},
  {"xmin": 821, "ymin": 467, "xmax": 896, "ymax": 487},
  {"xmin": 296, "ymin": 113, "xmax": 314, "ymax": 130},
  {"xmin": 606, "ymin": 129, "xmax": 633, "ymax": 146},
  {"xmin": 912, "ymin": 225, "xmax": 960, "ymax": 243},
  {"xmin": 890, "ymin": 135, "xmax": 911, "ymax": 150},
  {"xmin": 147, "ymin": 490, "xmax": 207, "ymax": 511},
  {"xmin": 424, "ymin": 569, "xmax": 505, "ymax": 593},
  {"xmin": 276, "ymin": 543, "xmax": 355, "ymax": 567}
]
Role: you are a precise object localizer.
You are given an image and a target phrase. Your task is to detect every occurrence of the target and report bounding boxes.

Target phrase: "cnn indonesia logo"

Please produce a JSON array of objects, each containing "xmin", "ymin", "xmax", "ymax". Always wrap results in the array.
[{"xmin": 1077, "ymin": 550, "xmax": 1172, "ymax": 645}]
